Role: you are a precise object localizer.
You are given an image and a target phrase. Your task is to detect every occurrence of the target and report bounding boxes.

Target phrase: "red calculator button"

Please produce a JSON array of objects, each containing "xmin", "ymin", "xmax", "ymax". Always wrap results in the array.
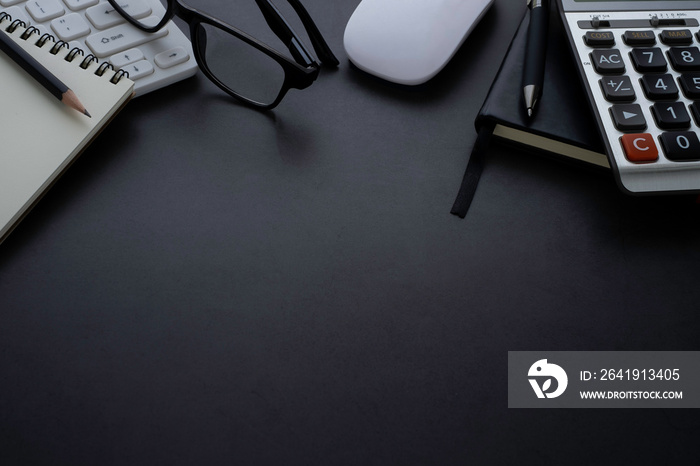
[{"xmin": 620, "ymin": 133, "xmax": 659, "ymax": 162}]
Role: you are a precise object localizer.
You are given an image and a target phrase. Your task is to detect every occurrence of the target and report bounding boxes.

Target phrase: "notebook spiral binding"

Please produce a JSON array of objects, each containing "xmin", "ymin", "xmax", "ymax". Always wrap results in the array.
[{"xmin": 0, "ymin": 12, "xmax": 129, "ymax": 84}]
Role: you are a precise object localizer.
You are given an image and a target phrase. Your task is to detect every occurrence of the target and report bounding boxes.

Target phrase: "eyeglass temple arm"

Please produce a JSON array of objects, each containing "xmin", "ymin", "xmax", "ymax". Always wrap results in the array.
[
  {"xmin": 255, "ymin": 0, "xmax": 339, "ymax": 68},
  {"xmin": 284, "ymin": 0, "xmax": 339, "ymax": 67}
]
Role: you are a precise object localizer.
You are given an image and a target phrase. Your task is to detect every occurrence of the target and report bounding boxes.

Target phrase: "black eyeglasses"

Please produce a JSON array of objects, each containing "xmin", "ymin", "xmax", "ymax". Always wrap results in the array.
[{"xmin": 106, "ymin": 0, "xmax": 338, "ymax": 109}]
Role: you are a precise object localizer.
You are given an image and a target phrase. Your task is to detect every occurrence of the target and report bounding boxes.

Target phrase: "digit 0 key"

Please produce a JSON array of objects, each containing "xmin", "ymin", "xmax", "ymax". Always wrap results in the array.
[{"xmin": 659, "ymin": 132, "xmax": 700, "ymax": 161}]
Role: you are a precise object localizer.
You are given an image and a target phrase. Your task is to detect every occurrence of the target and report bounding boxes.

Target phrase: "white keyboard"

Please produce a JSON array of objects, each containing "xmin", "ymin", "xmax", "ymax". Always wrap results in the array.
[{"xmin": 0, "ymin": 0, "xmax": 198, "ymax": 95}]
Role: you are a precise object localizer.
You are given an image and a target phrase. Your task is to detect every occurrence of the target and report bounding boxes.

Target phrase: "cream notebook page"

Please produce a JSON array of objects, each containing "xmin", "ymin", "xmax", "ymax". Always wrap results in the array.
[{"xmin": 0, "ymin": 16, "xmax": 134, "ymax": 244}]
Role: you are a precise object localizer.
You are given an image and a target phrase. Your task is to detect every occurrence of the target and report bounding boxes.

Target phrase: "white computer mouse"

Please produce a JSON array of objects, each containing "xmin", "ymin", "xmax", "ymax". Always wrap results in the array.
[{"xmin": 343, "ymin": 0, "xmax": 494, "ymax": 85}]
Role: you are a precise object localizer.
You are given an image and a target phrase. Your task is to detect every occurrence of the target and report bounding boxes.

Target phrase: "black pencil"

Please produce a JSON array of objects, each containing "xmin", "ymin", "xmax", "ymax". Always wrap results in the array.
[{"xmin": 0, "ymin": 27, "xmax": 91, "ymax": 117}]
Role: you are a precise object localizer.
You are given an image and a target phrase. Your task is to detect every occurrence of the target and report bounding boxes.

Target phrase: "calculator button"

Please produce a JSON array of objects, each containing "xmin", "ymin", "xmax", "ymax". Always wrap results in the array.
[
  {"xmin": 620, "ymin": 133, "xmax": 659, "ymax": 163},
  {"xmin": 640, "ymin": 74, "xmax": 679, "ymax": 100},
  {"xmin": 660, "ymin": 29, "xmax": 694, "ymax": 45},
  {"xmin": 629, "ymin": 47, "xmax": 667, "ymax": 72},
  {"xmin": 668, "ymin": 47, "xmax": 700, "ymax": 71},
  {"xmin": 584, "ymin": 31, "xmax": 615, "ymax": 47},
  {"xmin": 623, "ymin": 30, "xmax": 656, "ymax": 46},
  {"xmin": 678, "ymin": 73, "xmax": 700, "ymax": 99},
  {"xmin": 652, "ymin": 102, "xmax": 691, "ymax": 129},
  {"xmin": 610, "ymin": 104, "xmax": 647, "ymax": 131},
  {"xmin": 600, "ymin": 76, "xmax": 635, "ymax": 102},
  {"xmin": 690, "ymin": 102, "xmax": 700, "ymax": 125},
  {"xmin": 659, "ymin": 132, "xmax": 700, "ymax": 161},
  {"xmin": 591, "ymin": 49, "xmax": 625, "ymax": 74}
]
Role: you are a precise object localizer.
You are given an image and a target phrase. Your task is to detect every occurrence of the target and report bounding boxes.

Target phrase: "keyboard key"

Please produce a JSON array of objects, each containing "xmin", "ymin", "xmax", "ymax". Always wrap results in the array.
[
  {"xmin": 660, "ymin": 29, "xmax": 694, "ymax": 45},
  {"xmin": 629, "ymin": 47, "xmax": 667, "ymax": 72},
  {"xmin": 85, "ymin": 3, "xmax": 124, "ymax": 29},
  {"xmin": 26, "ymin": 0, "xmax": 65, "ymax": 22},
  {"xmin": 591, "ymin": 49, "xmax": 625, "ymax": 74},
  {"xmin": 652, "ymin": 102, "xmax": 691, "ymax": 129},
  {"xmin": 600, "ymin": 75, "xmax": 635, "ymax": 102},
  {"xmin": 121, "ymin": 59, "xmax": 154, "ymax": 80},
  {"xmin": 668, "ymin": 47, "xmax": 700, "ymax": 71},
  {"xmin": 110, "ymin": 47, "xmax": 144, "ymax": 67},
  {"xmin": 86, "ymin": 0, "xmax": 150, "ymax": 30},
  {"xmin": 584, "ymin": 31, "xmax": 615, "ymax": 47},
  {"xmin": 109, "ymin": 0, "xmax": 151, "ymax": 19},
  {"xmin": 2, "ymin": 5, "xmax": 31, "ymax": 24},
  {"xmin": 154, "ymin": 46, "xmax": 189, "ymax": 69},
  {"xmin": 63, "ymin": 0, "xmax": 99, "ymax": 11},
  {"xmin": 640, "ymin": 74, "xmax": 679, "ymax": 100},
  {"xmin": 51, "ymin": 13, "xmax": 91, "ymax": 41},
  {"xmin": 659, "ymin": 131, "xmax": 700, "ymax": 161},
  {"xmin": 0, "ymin": 0, "xmax": 24, "ymax": 6},
  {"xmin": 610, "ymin": 104, "xmax": 647, "ymax": 131},
  {"xmin": 620, "ymin": 133, "xmax": 659, "ymax": 163},
  {"xmin": 85, "ymin": 18, "xmax": 168, "ymax": 57},
  {"xmin": 623, "ymin": 30, "xmax": 656, "ymax": 46},
  {"xmin": 679, "ymin": 73, "xmax": 700, "ymax": 99},
  {"xmin": 109, "ymin": 0, "xmax": 152, "ymax": 20}
]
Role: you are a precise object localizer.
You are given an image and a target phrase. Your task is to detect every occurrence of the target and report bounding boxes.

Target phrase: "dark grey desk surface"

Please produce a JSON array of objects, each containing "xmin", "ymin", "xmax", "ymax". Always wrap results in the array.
[{"xmin": 2, "ymin": 1, "xmax": 700, "ymax": 464}]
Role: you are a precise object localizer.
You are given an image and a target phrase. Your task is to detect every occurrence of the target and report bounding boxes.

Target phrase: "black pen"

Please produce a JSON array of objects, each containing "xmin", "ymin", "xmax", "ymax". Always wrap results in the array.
[
  {"xmin": 0, "ymin": 27, "xmax": 91, "ymax": 117},
  {"xmin": 522, "ymin": 0, "xmax": 549, "ymax": 118}
]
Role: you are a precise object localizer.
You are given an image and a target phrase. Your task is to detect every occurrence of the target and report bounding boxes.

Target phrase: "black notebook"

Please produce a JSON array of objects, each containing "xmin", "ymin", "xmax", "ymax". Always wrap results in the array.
[{"xmin": 451, "ymin": 6, "xmax": 608, "ymax": 218}]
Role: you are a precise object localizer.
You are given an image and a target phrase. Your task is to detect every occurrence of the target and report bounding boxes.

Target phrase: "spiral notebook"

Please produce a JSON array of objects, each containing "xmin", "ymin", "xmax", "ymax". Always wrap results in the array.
[{"xmin": 0, "ymin": 15, "xmax": 134, "ymax": 245}]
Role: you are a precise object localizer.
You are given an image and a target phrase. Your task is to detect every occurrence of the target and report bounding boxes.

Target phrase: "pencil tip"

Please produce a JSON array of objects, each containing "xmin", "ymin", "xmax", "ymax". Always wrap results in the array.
[{"xmin": 63, "ymin": 89, "xmax": 91, "ymax": 117}]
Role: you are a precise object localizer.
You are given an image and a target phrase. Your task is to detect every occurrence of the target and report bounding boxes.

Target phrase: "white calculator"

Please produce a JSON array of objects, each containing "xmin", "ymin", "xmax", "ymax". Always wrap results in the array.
[
  {"xmin": 0, "ymin": 0, "xmax": 197, "ymax": 96},
  {"xmin": 558, "ymin": 0, "xmax": 700, "ymax": 194}
]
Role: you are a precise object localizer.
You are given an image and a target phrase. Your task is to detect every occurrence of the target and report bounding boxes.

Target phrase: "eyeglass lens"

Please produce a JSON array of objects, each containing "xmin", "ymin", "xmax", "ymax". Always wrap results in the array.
[
  {"xmin": 115, "ymin": 0, "xmax": 306, "ymax": 106},
  {"xmin": 196, "ymin": 23, "xmax": 287, "ymax": 106}
]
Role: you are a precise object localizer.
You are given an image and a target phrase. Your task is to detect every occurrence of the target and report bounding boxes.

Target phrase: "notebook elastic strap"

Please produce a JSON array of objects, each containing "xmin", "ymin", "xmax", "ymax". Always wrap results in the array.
[{"xmin": 450, "ymin": 122, "xmax": 494, "ymax": 218}]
